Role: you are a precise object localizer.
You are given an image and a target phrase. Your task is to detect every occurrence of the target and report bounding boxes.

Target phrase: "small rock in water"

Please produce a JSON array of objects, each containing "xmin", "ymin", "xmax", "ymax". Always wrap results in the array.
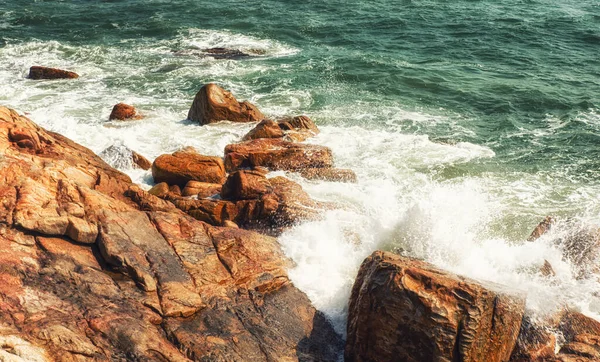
[
  {"xmin": 28, "ymin": 66, "xmax": 79, "ymax": 80},
  {"xmin": 109, "ymin": 103, "xmax": 142, "ymax": 121}
]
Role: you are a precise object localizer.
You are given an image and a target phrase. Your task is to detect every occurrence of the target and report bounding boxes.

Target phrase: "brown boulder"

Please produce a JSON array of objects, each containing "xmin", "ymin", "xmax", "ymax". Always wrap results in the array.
[
  {"xmin": 187, "ymin": 83, "xmax": 265, "ymax": 125},
  {"xmin": 152, "ymin": 151, "xmax": 226, "ymax": 187},
  {"xmin": 346, "ymin": 251, "xmax": 526, "ymax": 362},
  {"xmin": 132, "ymin": 151, "xmax": 151, "ymax": 170},
  {"xmin": 109, "ymin": 103, "xmax": 142, "ymax": 121},
  {"xmin": 221, "ymin": 169, "xmax": 273, "ymax": 200},
  {"xmin": 28, "ymin": 66, "xmax": 79, "ymax": 80},
  {"xmin": 242, "ymin": 119, "xmax": 284, "ymax": 141},
  {"xmin": 552, "ymin": 311, "xmax": 600, "ymax": 361},
  {"xmin": 148, "ymin": 182, "xmax": 170, "ymax": 198},
  {"xmin": 224, "ymin": 138, "xmax": 334, "ymax": 172},
  {"xmin": 181, "ymin": 180, "xmax": 222, "ymax": 198},
  {"xmin": 299, "ymin": 167, "xmax": 357, "ymax": 182}
]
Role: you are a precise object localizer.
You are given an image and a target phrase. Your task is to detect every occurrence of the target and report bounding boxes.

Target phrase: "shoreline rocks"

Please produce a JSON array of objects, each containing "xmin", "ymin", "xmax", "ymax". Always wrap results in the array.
[
  {"xmin": 28, "ymin": 66, "xmax": 79, "ymax": 79},
  {"xmin": 346, "ymin": 251, "xmax": 526, "ymax": 362},
  {"xmin": 0, "ymin": 106, "xmax": 343, "ymax": 360}
]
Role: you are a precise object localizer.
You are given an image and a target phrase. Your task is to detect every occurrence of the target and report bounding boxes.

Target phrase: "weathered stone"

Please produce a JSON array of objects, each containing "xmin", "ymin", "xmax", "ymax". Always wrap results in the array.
[
  {"xmin": 242, "ymin": 119, "xmax": 284, "ymax": 141},
  {"xmin": 510, "ymin": 316, "xmax": 556, "ymax": 362},
  {"xmin": 109, "ymin": 103, "xmax": 142, "ymax": 121},
  {"xmin": 345, "ymin": 251, "xmax": 526, "ymax": 362},
  {"xmin": 299, "ymin": 167, "xmax": 357, "ymax": 182},
  {"xmin": 188, "ymin": 83, "xmax": 265, "ymax": 125},
  {"xmin": 181, "ymin": 180, "xmax": 222, "ymax": 198},
  {"xmin": 221, "ymin": 169, "xmax": 273, "ymax": 200},
  {"xmin": 148, "ymin": 182, "xmax": 170, "ymax": 198},
  {"xmin": 224, "ymin": 138, "xmax": 334, "ymax": 172},
  {"xmin": 28, "ymin": 66, "xmax": 79, "ymax": 80},
  {"xmin": 277, "ymin": 115, "xmax": 319, "ymax": 135},
  {"xmin": 132, "ymin": 151, "xmax": 151, "ymax": 170},
  {"xmin": 152, "ymin": 151, "xmax": 226, "ymax": 186}
]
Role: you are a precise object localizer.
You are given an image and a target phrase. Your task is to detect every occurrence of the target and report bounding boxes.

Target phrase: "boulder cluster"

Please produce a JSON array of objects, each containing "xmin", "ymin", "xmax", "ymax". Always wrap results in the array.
[{"xmin": 3, "ymin": 67, "xmax": 600, "ymax": 361}]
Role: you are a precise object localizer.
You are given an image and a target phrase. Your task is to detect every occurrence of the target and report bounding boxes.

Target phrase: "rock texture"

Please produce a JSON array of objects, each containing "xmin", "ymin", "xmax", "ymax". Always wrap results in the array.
[
  {"xmin": 28, "ymin": 66, "xmax": 79, "ymax": 80},
  {"xmin": 152, "ymin": 150, "xmax": 227, "ymax": 187},
  {"xmin": 0, "ymin": 106, "xmax": 343, "ymax": 361},
  {"xmin": 224, "ymin": 138, "xmax": 334, "ymax": 172},
  {"xmin": 242, "ymin": 119, "xmax": 284, "ymax": 141},
  {"xmin": 345, "ymin": 251, "xmax": 526, "ymax": 362},
  {"xmin": 187, "ymin": 83, "xmax": 264, "ymax": 125},
  {"xmin": 298, "ymin": 167, "xmax": 357, "ymax": 182},
  {"xmin": 109, "ymin": 103, "xmax": 141, "ymax": 121}
]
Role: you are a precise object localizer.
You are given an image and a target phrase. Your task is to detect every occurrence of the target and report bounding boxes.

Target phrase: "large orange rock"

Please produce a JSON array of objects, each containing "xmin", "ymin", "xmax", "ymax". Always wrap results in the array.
[
  {"xmin": 224, "ymin": 138, "xmax": 334, "ymax": 172},
  {"xmin": 0, "ymin": 106, "xmax": 343, "ymax": 361},
  {"xmin": 346, "ymin": 251, "xmax": 526, "ymax": 362},
  {"xmin": 28, "ymin": 66, "xmax": 79, "ymax": 79},
  {"xmin": 152, "ymin": 150, "xmax": 226, "ymax": 187},
  {"xmin": 109, "ymin": 102, "xmax": 142, "ymax": 121},
  {"xmin": 187, "ymin": 83, "xmax": 265, "ymax": 125},
  {"xmin": 221, "ymin": 169, "xmax": 272, "ymax": 200}
]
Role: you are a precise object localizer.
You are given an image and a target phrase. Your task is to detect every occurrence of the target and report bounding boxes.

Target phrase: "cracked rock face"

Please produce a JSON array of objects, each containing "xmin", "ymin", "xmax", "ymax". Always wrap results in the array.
[
  {"xmin": 0, "ymin": 107, "xmax": 342, "ymax": 361},
  {"xmin": 345, "ymin": 251, "xmax": 526, "ymax": 362}
]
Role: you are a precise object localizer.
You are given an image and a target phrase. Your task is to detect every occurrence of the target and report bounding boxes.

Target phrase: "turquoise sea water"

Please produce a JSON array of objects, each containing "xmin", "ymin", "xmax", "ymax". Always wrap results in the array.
[{"xmin": 2, "ymin": 0, "xmax": 600, "ymax": 333}]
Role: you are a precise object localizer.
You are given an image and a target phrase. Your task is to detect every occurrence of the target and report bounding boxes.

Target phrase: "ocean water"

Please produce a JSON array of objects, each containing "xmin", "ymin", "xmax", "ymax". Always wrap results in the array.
[{"xmin": 1, "ymin": 0, "xmax": 600, "ymax": 337}]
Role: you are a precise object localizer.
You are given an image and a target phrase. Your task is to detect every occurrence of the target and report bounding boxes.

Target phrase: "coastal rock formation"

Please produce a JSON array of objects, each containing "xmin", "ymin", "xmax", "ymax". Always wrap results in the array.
[
  {"xmin": 345, "ymin": 251, "xmax": 526, "ymax": 362},
  {"xmin": 132, "ymin": 150, "xmax": 152, "ymax": 170},
  {"xmin": 28, "ymin": 66, "xmax": 79, "ymax": 80},
  {"xmin": 152, "ymin": 150, "xmax": 227, "ymax": 186},
  {"xmin": 181, "ymin": 180, "xmax": 222, "ymax": 197},
  {"xmin": 224, "ymin": 138, "xmax": 334, "ymax": 172},
  {"xmin": 187, "ymin": 83, "xmax": 265, "ymax": 125},
  {"xmin": 163, "ymin": 174, "xmax": 322, "ymax": 233},
  {"xmin": 0, "ymin": 106, "xmax": 343, "ymax": 361},
  {"xmin": 242, "ymin": 119, "xmax": 284, "ymax": 141},
  {"xmin": 109, "ymin": 102, "xmax": 142, "ymax": 121}
]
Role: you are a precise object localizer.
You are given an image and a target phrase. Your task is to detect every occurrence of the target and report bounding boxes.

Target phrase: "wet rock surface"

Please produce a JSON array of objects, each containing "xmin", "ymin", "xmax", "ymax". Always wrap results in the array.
[
  {"xmin": 108, "ymin": 102, "xmax": 142, "ymax": 121},
  {"xmin": 152, "ymin": 150, "xmax": 227, "ymax": 187},
  {"xmin": 0, "ymin": 106, "xmax": 343, "ymax": 361},
  {"xmin": 346, "ymin": 250, "xmax": 526, "ymax": 362},
  {"xmin": 187, "ymin": 83, "xmax": 264, "ymax": 125}
]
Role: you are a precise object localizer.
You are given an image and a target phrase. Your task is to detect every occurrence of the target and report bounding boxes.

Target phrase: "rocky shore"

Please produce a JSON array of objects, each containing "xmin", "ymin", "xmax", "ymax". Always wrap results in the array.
[{"xmin": 1, "ymin": 71, "xmax": 600, "ymax": 361}]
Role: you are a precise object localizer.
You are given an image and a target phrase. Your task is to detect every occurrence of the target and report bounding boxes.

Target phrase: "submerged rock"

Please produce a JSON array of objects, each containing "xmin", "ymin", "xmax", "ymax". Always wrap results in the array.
[
  {"xmin": 187, "ymin": 83, "xmax": 265, "ymax": 125},
  {"xmin": 0, "ymin": 106, "xmax": 343, "ymax": 360},
  {"xmin": 345, "ymin": 251, "xmax": 525, "ymax": 362},
  {"xmin": 203, "ymin": 47, "xmax": 251, "ymax": 59},
  {"xmin": 152, "ymin": 150, "xmax": 226, "ymax": 186},
  {"xmin": 109, "ymin": 102, "xmax": 142, "ymax": 121},
  {"xmin": 224, "ymin": 138, "xmax": 334, "ymax": 172},
  {"xmin": 28, "ymin": 65, "xmax": 79, "ymax": 80}
]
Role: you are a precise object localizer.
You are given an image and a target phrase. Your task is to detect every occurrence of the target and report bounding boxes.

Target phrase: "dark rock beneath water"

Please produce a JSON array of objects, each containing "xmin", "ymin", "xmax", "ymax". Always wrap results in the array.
[{"xmin": 203, "ymin": 47, "xmax": 251, "ymax": 59}]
